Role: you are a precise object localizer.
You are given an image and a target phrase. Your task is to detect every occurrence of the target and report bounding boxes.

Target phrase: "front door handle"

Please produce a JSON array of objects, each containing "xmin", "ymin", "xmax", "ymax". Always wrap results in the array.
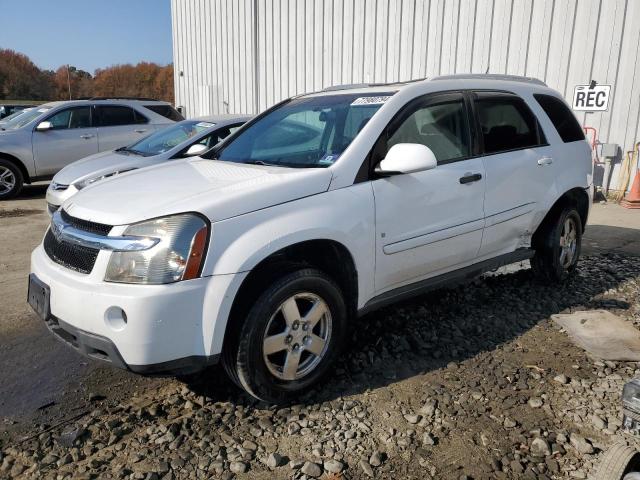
[
  {"xmin": 80, "ymin": 134, "xmax": 94, "ymax": 139},
  {"xmin": 134, "ymin": 129, "xmax": 147, "ymax": 134},
  {"xmin": 537, "ymin": 156, "xmax": 553, "ymax": 166},
  {"xmin": 459, "ymin": 173, "xmax": 482, "ymax": 184}
]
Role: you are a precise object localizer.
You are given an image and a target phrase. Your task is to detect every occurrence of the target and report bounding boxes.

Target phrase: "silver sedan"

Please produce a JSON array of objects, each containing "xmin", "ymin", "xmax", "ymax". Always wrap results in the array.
[{"xmin": 46, "ymin": 114, "xmax": 251, "ymax": 214}]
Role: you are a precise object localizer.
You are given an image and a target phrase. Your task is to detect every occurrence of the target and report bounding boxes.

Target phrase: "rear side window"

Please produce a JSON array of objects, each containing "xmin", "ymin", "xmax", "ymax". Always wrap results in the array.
[
  {"xmin": 96, "ymin": 106, "xmax": 141, "ymax": 127},
  {"xmin": 144, "ymin": 104, "xmax": 185, "ymax": 121},
  {"xmin": 475, "ymin": 94, "xmax": 544, "ymax": 154},
  {"xmin": 534, "ymin": 94, "xmax": 585, "ymax": 143}
]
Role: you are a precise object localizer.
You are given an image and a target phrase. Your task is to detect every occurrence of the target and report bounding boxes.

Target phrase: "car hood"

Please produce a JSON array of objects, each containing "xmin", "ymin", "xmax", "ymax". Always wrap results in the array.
[
  {"xmin": 53, "ymin": 150, "xmax": 166, "ymax": 185},
  {"xmin": 63, "ymin": 158, "xmax": 333, "ymax": 225}
]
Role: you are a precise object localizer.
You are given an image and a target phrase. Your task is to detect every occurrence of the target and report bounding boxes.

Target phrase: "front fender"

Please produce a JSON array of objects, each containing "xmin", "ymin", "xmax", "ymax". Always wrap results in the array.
[{"xmin": 203, "ymin": 183, "xmax": 376, "ymax": 307}]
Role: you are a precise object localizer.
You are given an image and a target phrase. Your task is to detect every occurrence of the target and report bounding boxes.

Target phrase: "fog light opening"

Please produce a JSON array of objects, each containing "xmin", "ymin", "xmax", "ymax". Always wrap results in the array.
[{"xmin": 105, "ymin": 306, "xmax": 128, "ymax": 331}]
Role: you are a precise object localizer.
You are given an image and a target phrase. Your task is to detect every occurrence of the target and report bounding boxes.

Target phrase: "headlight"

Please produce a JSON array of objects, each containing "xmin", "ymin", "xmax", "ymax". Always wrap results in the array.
[
  {"xmin": 75, "ymin": 169, "xmax": 136, "ymax": 190},
  {"xmin": 105, "ymin": 214, "xmax": 209, "ymax": 284}
]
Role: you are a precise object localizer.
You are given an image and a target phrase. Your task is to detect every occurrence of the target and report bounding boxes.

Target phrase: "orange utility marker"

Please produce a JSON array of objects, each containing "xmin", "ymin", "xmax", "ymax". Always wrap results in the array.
[{"xmin": 621, "ymin": 143, "xmax": 640, "ymax": 209}]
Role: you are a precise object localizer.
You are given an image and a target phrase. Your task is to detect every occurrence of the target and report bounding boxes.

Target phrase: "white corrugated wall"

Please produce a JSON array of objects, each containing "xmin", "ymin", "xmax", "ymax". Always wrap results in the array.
[{"xmin": 171, "ymin": 0, "xmax": 640, "ymax": 157}]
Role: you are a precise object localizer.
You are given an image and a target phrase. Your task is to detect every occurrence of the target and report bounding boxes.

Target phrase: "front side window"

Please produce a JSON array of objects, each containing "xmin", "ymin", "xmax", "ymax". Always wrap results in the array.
[
  {"xmin": 534, "ymin": 94, "xmax": 585, "ymax": 143},
  {"xmin": 46, "ymin": 107, "xmax": 92, "ymax": 130},
  {"xmin": 124, "ymin": 120, "xmax": 217, "ymax": 156},
  {"xmin": 96, "ymin": 106, "xmax": 138, "ymax": 127},
  {"xmin": 475, "ymin": 94, "xmax": 544, "ymax": 154},
  {"xmin": 386, "ymin": 96, "xmax": 471, "ymax": 163},
  {"xmin": 214, "ymin": 93, "xmax": 392, "ymax": 168}
]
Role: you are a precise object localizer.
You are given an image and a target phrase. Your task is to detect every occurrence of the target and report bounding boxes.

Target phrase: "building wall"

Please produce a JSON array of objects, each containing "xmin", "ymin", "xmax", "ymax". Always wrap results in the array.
[{"xmin": 172, "ymin": 0, "xmax": 640, "ymax": 171}]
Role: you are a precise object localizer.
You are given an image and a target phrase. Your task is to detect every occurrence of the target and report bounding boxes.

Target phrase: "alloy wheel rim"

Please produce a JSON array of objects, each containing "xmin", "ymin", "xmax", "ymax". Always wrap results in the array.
[
  {"xmin": 559, "ymin": 217, "xmax": 577, "ymax": 269},
  {"xmin": 0, "ymin": 166, "xmax": 15, "ymax": 195},
  {"xmin": 262, "ymin": 292, "xmax": 332, "ymax": 381}
]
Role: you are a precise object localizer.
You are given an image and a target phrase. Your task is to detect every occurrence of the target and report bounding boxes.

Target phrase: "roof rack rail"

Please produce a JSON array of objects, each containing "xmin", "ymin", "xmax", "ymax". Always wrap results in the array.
[
  {"xmin": 432, "ymin": 74, "xmax": 547, "ymax": 86},
  {"xmin": 82, "ymin": 96, "xmax": 160, "ymax": 101},
  {"xmin": 322, "ymin": 83, "xmax": 380, "ymax": 92}
]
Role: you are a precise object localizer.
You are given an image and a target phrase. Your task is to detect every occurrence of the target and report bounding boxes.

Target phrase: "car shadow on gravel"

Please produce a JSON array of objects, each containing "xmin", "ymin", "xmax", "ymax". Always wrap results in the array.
[{"xmin": 185, "ymin": 252, "xmax": 640, "ymax": 407}]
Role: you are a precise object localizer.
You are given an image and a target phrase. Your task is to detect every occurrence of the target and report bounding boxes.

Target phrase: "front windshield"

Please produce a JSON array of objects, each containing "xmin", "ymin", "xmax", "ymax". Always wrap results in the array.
[
  {"xmin": 0, "ymin": 109, "xmax": 31, "ymax": 124},
  {"xmin": 214, "ymin": 93, "xmax": 394, "ymax": 168},
  {"xmin": 125, "ymin": 120, "xmax": 215, "ymax": 156},
  {"xmin": 2, "ymin": 107, "xmax": 51, "ymax": 130}
]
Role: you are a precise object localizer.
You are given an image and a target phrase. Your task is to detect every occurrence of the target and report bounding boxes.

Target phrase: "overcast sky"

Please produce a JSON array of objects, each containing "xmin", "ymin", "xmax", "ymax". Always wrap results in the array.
[{"xmin": 0, "ymin": 0, "xmax": 173, "ymax": 74}]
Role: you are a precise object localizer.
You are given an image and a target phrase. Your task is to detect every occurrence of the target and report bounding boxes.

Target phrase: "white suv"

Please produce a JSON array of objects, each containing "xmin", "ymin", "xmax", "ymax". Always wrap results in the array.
[
  {"xmin": 28, "ymin": 75, "xmax": 592, "ymax": 403},
  {"xmin": 0, "ymin": 98, "xmax": 182, "ymax": 199}
]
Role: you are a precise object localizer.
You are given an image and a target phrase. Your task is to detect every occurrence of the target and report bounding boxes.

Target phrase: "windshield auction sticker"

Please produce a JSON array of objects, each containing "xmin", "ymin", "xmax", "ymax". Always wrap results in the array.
[{"xmin": 351, "ymin": 96, "xmax": 392, "ymax": 106}]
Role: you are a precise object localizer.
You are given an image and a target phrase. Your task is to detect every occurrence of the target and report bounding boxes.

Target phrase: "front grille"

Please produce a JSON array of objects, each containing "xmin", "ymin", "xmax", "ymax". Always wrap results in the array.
[
  {"xmin": 43, "ymin": 229, "xmax": 99, "ymax": 274},
  {"xmin": 60, "ymin": 209, "xmax": 112, "ymax": 235}
]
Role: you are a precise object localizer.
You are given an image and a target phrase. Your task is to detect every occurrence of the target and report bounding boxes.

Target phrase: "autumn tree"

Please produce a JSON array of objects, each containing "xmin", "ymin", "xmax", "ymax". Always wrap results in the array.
[
  {"xmin": 0, "ymin": 49, "xmax": 54, "ymax": 100},
  {"xmin": 0, "ymin": 49, "xmax": 175, "ymax": 103}
]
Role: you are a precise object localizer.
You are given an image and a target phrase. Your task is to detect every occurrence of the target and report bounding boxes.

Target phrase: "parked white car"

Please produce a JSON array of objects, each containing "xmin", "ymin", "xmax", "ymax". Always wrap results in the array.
[
  {"xmin": 0, "ymin": 98, "xmax": 183, "ymax": 199},
  {"xmin": 46, "ymin": 115, "xmax": 250, "ymax": 214},
  {"xmin": 29, "ymin": 75, "xmax": 592, "ymax": 403}
]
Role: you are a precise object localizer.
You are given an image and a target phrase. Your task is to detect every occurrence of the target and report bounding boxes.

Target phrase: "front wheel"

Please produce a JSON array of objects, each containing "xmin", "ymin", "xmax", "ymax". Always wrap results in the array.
[
  {"xmin": 531, "ymin": 207, "xmax": 582, "ymax": 282},
  {"xmin": 222, "ymin": 268, "xmax": 347, "ymax": 403},
  {"xmin": 0, "ymin": 159, "xmax": 23, "ymax": 200}
]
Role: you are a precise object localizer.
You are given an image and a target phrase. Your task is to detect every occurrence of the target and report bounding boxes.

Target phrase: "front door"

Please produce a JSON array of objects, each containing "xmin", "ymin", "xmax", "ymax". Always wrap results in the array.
[
  {"xmin": 372, "ymin": 92, "xmax": 486, "ymax": 293},
  {"xmin": 32, "ymin": 106, "xmax": 98, "ymax": 176},
  {"xmin": 472, "ymin": 91, "xmax": 558, "ymax": 258}
]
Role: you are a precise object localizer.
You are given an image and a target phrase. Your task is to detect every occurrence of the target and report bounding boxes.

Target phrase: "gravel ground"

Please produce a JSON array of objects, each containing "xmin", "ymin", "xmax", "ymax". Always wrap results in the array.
[{"xmin": 2, "ymin": 249, "xmax": 640, "ymax": 479}]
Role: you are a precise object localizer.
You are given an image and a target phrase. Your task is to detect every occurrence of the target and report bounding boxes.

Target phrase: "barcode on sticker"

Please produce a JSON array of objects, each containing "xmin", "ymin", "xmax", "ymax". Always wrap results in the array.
[{"xmin": 351, "ymin": 96, "xmax": 391, "ymax": 106}]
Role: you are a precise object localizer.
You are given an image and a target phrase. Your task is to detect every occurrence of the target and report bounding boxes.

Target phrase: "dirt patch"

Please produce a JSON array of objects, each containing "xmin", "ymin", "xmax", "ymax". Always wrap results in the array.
[{"xmin": 0, "ymin": 209, "xmax": 43, "ymax": 218}]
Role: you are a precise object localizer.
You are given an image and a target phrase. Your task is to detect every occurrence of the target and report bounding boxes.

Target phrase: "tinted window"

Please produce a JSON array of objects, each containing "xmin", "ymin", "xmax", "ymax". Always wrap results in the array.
[
  {"xmin": 143, "ymin": 104, "xmax": 185, "ymax": 121},
  {"xmin": 534, "ymin": 94, "xmax": 585, "ymax": 143},
  {"xmin": 386, "ymin": 97, "xmax": 471, "ymax": 163},
  {"xmin": 46, "ymin": 107, "xmax": 92, "ymax": 130},
  {"xmin": 215, "ymin": 93, "xmax": 392, "ymax": 168},
  {"xmin": 96, "ymin": 106, "xmax": 137, "ymax": 127},
  {"xmin": 475, "ymin": 94, "xmax": 543, "ymax": 154},
  {"xmin": 126, "ymin": 120, "xmax": 217, "ymax": 156}
]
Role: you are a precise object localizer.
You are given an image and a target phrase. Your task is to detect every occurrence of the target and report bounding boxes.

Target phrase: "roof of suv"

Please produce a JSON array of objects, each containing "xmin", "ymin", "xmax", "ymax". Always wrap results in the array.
[
  {"xmin": 307, "ymin": 74, "xmax": 551, "ymax": 97},
  {"xmin": 40, "ymin": 99, "xmax": 173, "ymax": 108}
]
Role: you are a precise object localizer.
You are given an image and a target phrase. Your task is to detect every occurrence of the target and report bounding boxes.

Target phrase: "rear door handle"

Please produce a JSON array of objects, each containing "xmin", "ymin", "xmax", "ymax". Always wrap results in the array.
[
  {"xmin": 134, "ymin": 129, "xmax": 147, "ymax": 134},
  {"xmin": 459, "ymin": 173, "xmax": 482, "ymax": 184},
  {"xmin": 80, "ymin": 134, "xmax": 94, "ymax": 139},
  {"xmin": 537, "ymin": 156, "xmax": 553, "ymax": 166}
]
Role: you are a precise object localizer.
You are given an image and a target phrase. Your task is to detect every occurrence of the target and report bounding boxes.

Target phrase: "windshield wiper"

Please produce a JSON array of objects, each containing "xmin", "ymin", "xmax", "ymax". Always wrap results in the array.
[{"xmin": 245, "ymin": 160, "xmax": 280, "ymax": 167}]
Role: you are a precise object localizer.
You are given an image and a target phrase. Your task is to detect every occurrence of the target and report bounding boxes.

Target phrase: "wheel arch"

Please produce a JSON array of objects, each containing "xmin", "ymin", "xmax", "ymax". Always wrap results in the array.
[
  {"xmin": 532, "ymin": 187, "xmax": 589, "ymax": 248},
  {"xmin": 220, "ymin": 238, "xmax": 359, "ymax": 352},
  {"xmin": 0, "ymin": 152, "xmax": 30, "ymax": 184}
]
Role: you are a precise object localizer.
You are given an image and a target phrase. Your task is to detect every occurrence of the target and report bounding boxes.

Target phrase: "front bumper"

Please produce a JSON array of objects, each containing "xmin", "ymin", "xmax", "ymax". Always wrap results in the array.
[
  {"xmin": 45, "ymin": 184, "xmax": 78, "ymax": 216},
  {"xmin": 30, "ymin": 245, "xmax": 243, "ymax": 374}
]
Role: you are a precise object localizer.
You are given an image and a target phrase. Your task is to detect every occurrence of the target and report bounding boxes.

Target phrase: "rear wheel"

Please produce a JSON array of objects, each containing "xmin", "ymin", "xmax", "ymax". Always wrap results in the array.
[
  {"xmin": 222, "ymin": 268, "xmax": 347, "ymax": 403},
  {"xmin": 595, "ymin": 443, "xmax": 640, "ymax": 480},
  {"xmin": 531, "ymin": 207, "xmax": 582, "ymax": 282},
  {"xmin": 0, "ymin": 159, "xmax": 23, "ymax": 200}
]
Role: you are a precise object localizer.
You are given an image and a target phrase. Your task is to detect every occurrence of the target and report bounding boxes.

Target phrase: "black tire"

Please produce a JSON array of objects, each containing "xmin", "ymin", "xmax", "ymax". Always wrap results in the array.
[
  {"xmin": 0, "ymin": 159, "xmax": 23, "ymax": 200},
  {"xmin": 595, "ymin": 443, "xmax": 640, "ymax": 480},
  {"xmin": 531, "ymin": 207, "xmax": 582, "ymax": 282},
  {"xmin": 222, "ymin": 268, "xmax": 347, "ymax": 403}
]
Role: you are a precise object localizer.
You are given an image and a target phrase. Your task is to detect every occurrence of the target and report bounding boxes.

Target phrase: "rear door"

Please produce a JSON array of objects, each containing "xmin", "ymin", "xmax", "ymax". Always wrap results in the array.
[
  {"xmin": 473, "ymin": 91, "xmax": 557, "ymax": 258},
  {"xmin": 372, "ymin": 92, "xmax": 486, "ymax": 292},
  {"xmin": 32, "ymin": 106, "xmax": 98, "ymax": 176},
  {"xmin": 95, "ymin": 105, "xmax": 150, "ymax": 151}
]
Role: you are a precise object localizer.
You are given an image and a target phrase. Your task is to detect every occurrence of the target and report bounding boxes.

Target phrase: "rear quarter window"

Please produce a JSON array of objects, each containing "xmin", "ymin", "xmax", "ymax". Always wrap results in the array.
[
  {"xmin": 143, "ymin": 104, "xmax": 185, "ymax": 122},
  {"xmin": 534, "ymin": 94, "xmax": 585, "ymax": 143}
]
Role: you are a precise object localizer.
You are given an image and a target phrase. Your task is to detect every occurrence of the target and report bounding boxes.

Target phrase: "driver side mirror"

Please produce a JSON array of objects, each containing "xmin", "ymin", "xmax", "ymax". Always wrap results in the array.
[
  {"xmin": 36, "ymin": 121, "xmax": 53, "ymax": 132},
  {"xmin": 184, "ymin": 143, "xmax": 208, "ymax": 157},
  {"xmin": 375, "ymin": 143, "xmax": 437, "ymax": 176}
]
